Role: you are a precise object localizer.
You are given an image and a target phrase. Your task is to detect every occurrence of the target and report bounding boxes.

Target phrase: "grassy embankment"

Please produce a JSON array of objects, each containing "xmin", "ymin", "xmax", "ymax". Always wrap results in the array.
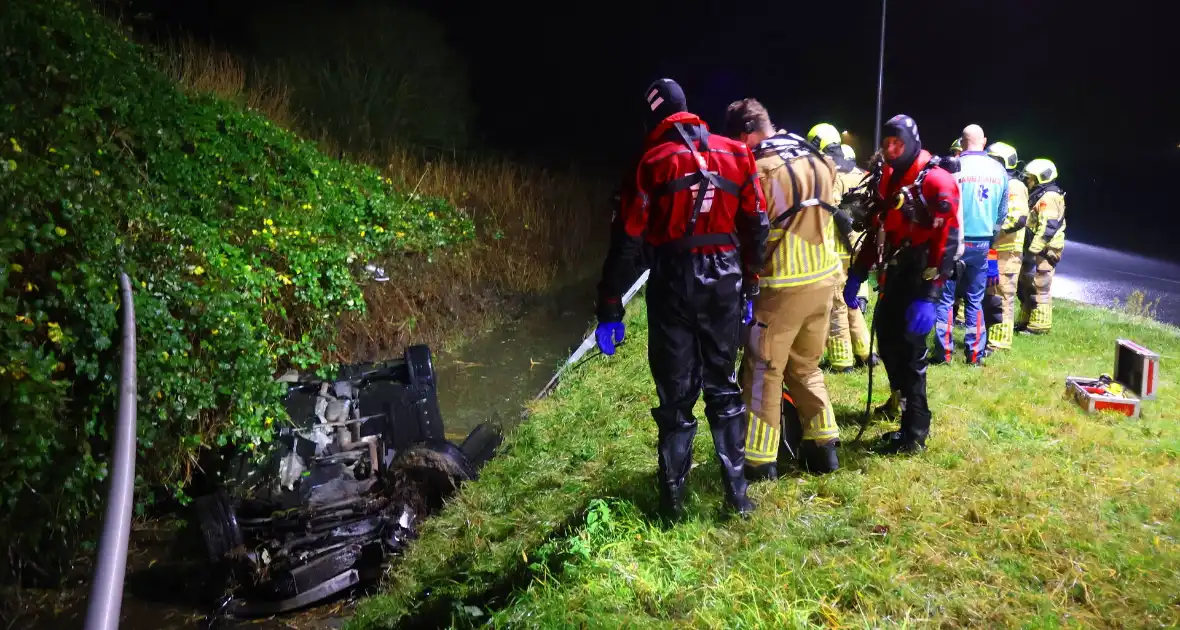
[
  {"xmin": 0, "ymin": 0, "xmax": 603, "ymax": 582},
  {"xmin": 351, "ymin": 299, "xmax": 1179, "ymax": 628}
]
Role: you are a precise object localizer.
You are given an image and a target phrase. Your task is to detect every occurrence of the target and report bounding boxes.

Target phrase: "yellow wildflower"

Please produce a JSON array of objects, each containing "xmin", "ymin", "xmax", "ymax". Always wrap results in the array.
[
  {"xmin": 193, "ymin": 266, "xmax": 205, "ymax": 276},
  {"xmin": 47, "ymin": 322, "xmax": 63, "ymax": 344},
  {"xmin": 54, "ymin": 226, "xmax": 67, "ymax": 237},
  {"xmin": 396, "ymin": 231, "xmax": 405, "ymax": 238},
  {"xmin": 264, "ymin": 218, "xmax": 274, "ymax": 226},
  {"xmin": 8, "ymin": 138, "xmax": 21, "ymax": 153},
  {"xmin": 15, "ymin": 315, "xmax": 33, "ymax": 325}
]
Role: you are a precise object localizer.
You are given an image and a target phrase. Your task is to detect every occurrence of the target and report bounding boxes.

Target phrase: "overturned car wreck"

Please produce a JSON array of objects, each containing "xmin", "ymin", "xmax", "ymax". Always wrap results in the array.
[{"xmin": 191, "ymin": 345, "xmax": 501, "ymax": 617}]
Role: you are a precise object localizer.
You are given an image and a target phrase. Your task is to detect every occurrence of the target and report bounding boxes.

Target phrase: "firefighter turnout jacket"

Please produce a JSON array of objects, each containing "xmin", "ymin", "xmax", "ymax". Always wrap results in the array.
[
  {"xmin": 993, "ymin": 176, "xmax": 1029, "ymax": 253},
  {"xmin": 1025, "ymin": 184, "xmax": 1066, "ymax": 264},
  {"xmin": 753, "ymin": 133, "xmax": 851, "ymax": 290}
]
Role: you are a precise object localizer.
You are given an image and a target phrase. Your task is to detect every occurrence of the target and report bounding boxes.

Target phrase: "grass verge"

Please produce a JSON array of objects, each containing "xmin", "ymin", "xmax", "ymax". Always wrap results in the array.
[{"xmin": 350, "ymin": 299, "xmax": 1180, "ymax": 628}]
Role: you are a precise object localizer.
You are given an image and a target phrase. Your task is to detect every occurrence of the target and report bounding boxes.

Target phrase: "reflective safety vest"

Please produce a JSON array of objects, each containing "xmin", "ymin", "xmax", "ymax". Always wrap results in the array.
[
  {"xmin": 753, "ymin": 133, "xmax": 849, "ymax": 289},
  {"xmin": 993, "ymin": 175, "xmax": 1029, "ymax": 253}
]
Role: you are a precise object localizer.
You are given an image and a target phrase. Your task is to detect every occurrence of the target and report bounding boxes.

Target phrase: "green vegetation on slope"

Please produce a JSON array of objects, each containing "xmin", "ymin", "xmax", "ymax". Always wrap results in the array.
[
  {"xmin": 0, "ymin": 0, "xmax": 471, "ymax": 577},
  {"xmin": 352, "ymin": 300, "xmax": 1180, "ymax": 628}
]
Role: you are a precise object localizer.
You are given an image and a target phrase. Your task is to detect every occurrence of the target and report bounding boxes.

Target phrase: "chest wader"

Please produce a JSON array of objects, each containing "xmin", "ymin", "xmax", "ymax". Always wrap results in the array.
[{"xmin": 647, "ymin": 122, "xmax": 753, "ymax": 521}]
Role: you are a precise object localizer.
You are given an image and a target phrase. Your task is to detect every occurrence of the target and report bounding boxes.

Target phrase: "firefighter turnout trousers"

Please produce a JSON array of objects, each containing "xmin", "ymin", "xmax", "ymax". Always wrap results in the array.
[
  {"xmin": 987, "ymin": 250, "xmax": 1022, "ymax": 349},
  {"xmin": 645, "ymin": 251, "xmax": 750, "ymax": 503},
  {"xmin": 1018, "ymin": 257, "xmax": 1056, "ymax": 333},
  {"xmin": 741, "ymin": 282, "xmax": 839, "ymax": 466},
  {"xmin": 827, "ymin": 277, "xmax": 871, "ymax": 368}
]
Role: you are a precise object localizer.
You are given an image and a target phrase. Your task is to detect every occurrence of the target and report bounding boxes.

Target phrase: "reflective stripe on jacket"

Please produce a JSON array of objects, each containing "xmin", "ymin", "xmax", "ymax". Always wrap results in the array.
[
  {"xmin": 754, "ymin": 134, "xmax": 842, "ymax": 289},
  {"xmin": 993, "ymin": 176, "xmax": 1028, "ymax": 252}
]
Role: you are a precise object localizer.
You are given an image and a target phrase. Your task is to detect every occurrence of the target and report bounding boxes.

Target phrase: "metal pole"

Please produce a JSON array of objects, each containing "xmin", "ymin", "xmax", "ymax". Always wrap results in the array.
[
  {"xmin": 873, "ymin": 0, "xmax": 887, "ymax": 151},
  {"xmin": 84, "ymin": 272, "xmax": 138, "ymax": 630}
]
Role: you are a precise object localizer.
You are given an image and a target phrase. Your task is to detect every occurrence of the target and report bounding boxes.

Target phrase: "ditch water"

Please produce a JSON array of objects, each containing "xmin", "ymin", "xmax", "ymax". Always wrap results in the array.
[{"xmin": 7, "ymin": 280, "xmax": 601, "ymax": 630}]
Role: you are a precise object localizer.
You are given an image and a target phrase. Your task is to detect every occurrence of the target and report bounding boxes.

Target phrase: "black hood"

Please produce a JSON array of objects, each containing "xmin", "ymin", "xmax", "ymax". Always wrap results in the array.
[
  {"xmin": 882, "ymin": 114, "xmax": 921, "ymax": 176},
  {"xmin": 642, "ymin": 78, "xmax": 687, "ymax": 129}
]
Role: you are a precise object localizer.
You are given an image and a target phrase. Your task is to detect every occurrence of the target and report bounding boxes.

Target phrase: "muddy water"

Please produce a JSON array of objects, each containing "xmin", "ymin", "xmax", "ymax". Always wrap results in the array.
[
  {"xmin": 6, "ymin": 281, "xmax": 599, "ymax": 630},
  {"xmin": 433, "ymin": 280, "xmax": 599, "ymax": 439}
]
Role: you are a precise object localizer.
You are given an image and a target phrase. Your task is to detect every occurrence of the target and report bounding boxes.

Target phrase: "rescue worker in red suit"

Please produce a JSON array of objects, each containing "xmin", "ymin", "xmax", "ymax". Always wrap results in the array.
[
  {"xmin": 843, "ymin": 115, "xmax": 962, "ymax": 454},
  {"xmin": 595, "ymin": 79, "xmax": 769, "ymax": 520}
]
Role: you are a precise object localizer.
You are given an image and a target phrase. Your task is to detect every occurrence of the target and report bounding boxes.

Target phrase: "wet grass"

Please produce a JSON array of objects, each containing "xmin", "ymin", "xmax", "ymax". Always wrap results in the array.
[{"xmin": 349, "ymin": 298, "xmax": 1180, "ymax": 629}]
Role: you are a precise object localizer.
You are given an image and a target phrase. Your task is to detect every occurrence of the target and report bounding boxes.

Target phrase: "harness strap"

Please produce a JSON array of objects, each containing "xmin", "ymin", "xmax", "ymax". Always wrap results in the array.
[{"xmin": 654, "ymin": 122, "xmax": 740, "ymax": 253}]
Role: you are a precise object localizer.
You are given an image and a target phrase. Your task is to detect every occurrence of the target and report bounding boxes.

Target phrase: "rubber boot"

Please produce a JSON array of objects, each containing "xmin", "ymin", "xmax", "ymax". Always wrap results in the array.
[
  {"xmin": 709, "ymin": 407, "xmax": 755, "ymax": 518},
  {"xmin": 875, "ymin": 430, "xmax": 926, "ymax": 455},
  {"xmin": 652, "ymin": 406, "xmax": 697, "ymax": 523},
  {"xmin": 744, "ymin": 462, "xmax": 778, "ymax": 482},
  {"xmin": 800, "ymin": 440, "xmax": 840, "ymax": 474}
]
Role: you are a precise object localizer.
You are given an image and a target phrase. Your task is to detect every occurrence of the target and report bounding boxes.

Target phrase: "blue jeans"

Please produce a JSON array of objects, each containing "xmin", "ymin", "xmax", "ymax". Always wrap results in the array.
[{"xmin": 934, "ymin": 241, "xmax": 989, "ymax": 363}]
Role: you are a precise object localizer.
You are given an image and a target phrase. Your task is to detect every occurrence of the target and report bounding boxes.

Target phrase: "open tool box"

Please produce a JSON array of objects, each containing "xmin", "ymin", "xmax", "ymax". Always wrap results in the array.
[{"xmin": 1065, "ymin": 338, "xmax": 1159, "ymax": 419}]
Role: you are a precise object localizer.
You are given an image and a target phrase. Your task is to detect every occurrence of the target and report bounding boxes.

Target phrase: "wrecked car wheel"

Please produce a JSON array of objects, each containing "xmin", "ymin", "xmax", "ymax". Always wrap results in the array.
[{"xmin": 194, "ymin": 490, "xmax": 243, "ymax": 562}]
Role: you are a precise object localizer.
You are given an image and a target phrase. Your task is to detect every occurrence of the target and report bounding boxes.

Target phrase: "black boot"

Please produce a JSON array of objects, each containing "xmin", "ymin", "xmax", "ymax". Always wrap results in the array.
[
  {"xmin": 875, "ymin": 430, "xmax": 926, "ymax": 455},
  {"xmin": 658, "ymin": 478, "xmax": 686, "ymax": 522},
  {"xmin": 855, "ymin": 352, "xmax": 880, "ymax": 369},
  {"xmin": 800, "ymin": 440, "xmax": 840, "ymax": 474},
  {"xmin": 709, "ymin": 408, "xmax": 755, "ymax": 518},
  {"xmin": 652, "ymin": 406, "xmax": 697, "ymax": 523},
  {"xmin": 744, "ymin": 462, "xmax": 778, "ymax": 482}
]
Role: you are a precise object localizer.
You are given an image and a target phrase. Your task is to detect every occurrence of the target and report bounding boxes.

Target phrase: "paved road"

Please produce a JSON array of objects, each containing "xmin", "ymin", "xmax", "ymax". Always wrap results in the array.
[{"xmin": 1053, "ymin": 240, "xmax": 1180, "ymax": 326}]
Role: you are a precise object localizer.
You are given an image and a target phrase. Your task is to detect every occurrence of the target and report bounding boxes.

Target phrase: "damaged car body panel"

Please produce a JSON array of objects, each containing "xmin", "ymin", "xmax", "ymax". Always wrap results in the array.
[{"xmin": 192, "ymin": 344, "xmax": 502, "ymax": 618}]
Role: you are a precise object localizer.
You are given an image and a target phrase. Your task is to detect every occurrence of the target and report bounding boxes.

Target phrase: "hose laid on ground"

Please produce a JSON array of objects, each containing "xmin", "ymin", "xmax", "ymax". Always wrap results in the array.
[
  {"xmin": 535, "ymin": 270, "xmax": 650, "ymax": 400},
  {"xmin": 84, "ymin": 272, "xmax": 138, "ymax": 630}
]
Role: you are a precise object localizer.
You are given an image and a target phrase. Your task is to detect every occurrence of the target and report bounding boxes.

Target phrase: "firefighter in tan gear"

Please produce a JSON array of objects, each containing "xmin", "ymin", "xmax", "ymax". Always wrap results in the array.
[
  {"xmin": 808, "ymin": 134, "xmax": 875, "ymax": 372},
  {"xmin": 984, "ymin": 142, "xmax": 1028, "ymax": 351},
  {"xmin": 726, "ymin": 102, "xmax": 848, "ymax": 479},
  {"xmin": 1017, "ymin": 159, "xmax": 1066, "ymax": 334}
]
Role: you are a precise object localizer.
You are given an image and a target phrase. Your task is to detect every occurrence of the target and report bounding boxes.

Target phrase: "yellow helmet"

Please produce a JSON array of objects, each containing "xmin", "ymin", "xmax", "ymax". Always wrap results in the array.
[
  {"xmin": 950, "ymin": 137, "xmax": 963, "ymax": 154},
  {"xmin": 1021, "ymin": 158, "xmax": 1058, "ymax": 186},
  {"xmin": 840, "ymin": 144, "xmax": 856, "ymax": 162},
  {"xmin": 807, "ymin": 123, "xmax": 841, "ymax": 151},
  {"xmin": 986, "ymin": 142, "xmax": 1019, "ymax": 171}
]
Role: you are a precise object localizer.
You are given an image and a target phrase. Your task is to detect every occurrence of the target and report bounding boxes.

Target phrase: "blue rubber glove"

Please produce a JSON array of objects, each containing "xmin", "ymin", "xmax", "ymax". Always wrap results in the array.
[
  {"xmin": 843, "ymin": 273, "xmax": 864, "ymax": 309},
  {"xmin": 742, "ymin": 299, "xmax": 754, "ymax": 326},
  {"xmin": 595, "ymin": 321, "xmax": 625, "ymax": 356},
  {"xmin": 905, "ymin": 299, "xmax": 936, "ymax": 336}
]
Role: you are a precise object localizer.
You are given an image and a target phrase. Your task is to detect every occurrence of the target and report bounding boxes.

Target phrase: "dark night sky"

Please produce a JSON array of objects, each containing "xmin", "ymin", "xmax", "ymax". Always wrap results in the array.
[{"xmin": 127, "ymin": 0, "xmax": 1177, "ymax": 257}]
